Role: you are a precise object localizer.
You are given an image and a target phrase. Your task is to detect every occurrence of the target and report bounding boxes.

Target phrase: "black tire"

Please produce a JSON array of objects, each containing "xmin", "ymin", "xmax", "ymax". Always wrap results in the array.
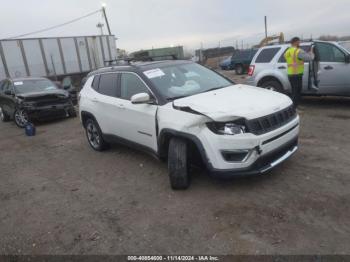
[
  {"xmin": 168, "ymin": 137, "xmax": 190, "ymax": 190},
  {"xmin": 0, "ymin": 106, "xmax": 10, "ymax": 122},
  {"xmin": 85, "ymin": 118, "xmax": 108, "ymax": 151},
  {"xmin": 68, "ymin": 107, "xmax": 77, "ymax": 117},
  {"xmin": 14, "ymin": 109, "xmax": 29, "ymax": 128},
  {"xmin": 235, "ymin": 64, "xmax": 244, "ymax": 75},
  {"xmin": 260, "ymin": 80, "xmax": 284, "ymax": 94}
]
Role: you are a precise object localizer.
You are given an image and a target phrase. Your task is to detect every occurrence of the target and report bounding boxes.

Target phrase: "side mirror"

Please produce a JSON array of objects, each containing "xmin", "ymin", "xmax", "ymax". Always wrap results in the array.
[
  {"xmin": 4, "ymin": 90, "xmax": 13, "ymax": 96},
  {"xmin": 63, "ymin": 85, "xmax": 71, "ymax": 90},
  {"xmin": 131, "ymin": 93, "xmax": 152, "ymax": 104}
]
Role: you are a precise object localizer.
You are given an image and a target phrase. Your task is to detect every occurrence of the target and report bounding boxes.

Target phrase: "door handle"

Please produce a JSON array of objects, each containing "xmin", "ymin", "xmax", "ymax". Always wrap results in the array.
[
  {"xmin": 324, "ymin": 65, "xmax": 333, "ymax": 70},
  {"xmin": 91, "ymin": 97, "xmax": 98, "ymax": 102},
  {"xmin": 278, "ymin": 66, "xmax": 286, "ymax": 69}
]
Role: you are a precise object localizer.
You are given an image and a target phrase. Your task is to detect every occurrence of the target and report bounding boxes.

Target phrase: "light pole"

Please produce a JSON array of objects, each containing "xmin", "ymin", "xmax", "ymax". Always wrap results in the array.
[{"xmin": 101, "ymin": 3, "xmax": 112, "ymax": 35}]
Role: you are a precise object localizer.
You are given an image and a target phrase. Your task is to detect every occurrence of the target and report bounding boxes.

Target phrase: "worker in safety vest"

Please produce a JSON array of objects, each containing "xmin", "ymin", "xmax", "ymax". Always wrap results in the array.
[{"xmin": 284, "ymin": 37, "xmax": 314, "ymax": 108}]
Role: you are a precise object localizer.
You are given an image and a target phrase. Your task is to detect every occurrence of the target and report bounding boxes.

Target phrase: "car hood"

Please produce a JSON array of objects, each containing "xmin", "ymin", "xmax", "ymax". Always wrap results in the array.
[
  {"xmin": 173, "ymin": 84, "xmax": 292, "ymax": 121},
  {"xmin": 17, "ymin": 89, "xmax": 69, "ymax": 100}
]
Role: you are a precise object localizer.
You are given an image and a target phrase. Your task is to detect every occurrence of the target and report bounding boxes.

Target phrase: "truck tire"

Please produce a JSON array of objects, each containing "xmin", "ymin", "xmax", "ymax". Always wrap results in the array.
[
  {"xmin": 85, "ymin": 118, "xmax": 109, "ymax": 151},
  {"xmin": 168, "ymin": 137, "xmax": 190, "ymax": 190},
  {"xmin": 0, "ymin": 106, "xmax": 10, "ymax": 122},
  {"xmin": 260, "ymin": 80, "xmax": 284, "ymax": 94},
  {"xmin": 235, "ymin": 64, "xmax": 244, "ymax": 75}
]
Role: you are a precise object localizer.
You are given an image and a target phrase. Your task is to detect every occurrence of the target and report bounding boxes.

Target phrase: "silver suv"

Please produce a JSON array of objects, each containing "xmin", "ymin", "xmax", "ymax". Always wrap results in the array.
[{"xmin": 246, "ymin": 41, "xmax": 350, "ymax": 96}]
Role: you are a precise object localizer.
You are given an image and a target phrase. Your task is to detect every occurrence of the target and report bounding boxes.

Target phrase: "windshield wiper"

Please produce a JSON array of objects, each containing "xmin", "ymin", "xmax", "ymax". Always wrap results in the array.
[
  {"xmin": 201, "ymin": 85, "xmax": 230, "ymax": 94},
  {"xmin": 166, "ymin": 95, "xmax": 187, "ymax": 101}
]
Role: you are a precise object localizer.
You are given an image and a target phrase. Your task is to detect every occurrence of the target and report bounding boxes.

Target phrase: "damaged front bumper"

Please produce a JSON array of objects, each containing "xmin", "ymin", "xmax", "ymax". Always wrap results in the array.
[
  {"xmin": 208, "ymin": 138, "xmax": 298, "ymax": 179},
  {"xmin": 20, "ymin": 102, "xmax": 74, "ymax": 120},
  {"xmin": 197, "ymin": 116, "xmax": 300, "ymax": 178}
]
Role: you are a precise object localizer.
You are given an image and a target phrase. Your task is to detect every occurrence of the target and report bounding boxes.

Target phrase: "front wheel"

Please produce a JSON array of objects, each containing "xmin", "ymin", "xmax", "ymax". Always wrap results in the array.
[
  {"xmin": 68, "ymin": 107, "xmax": 77, "ymax": 117},
  {"xmin": 168, "ymin": 137, "xmax": 190, "ymax": 190},
  {"xmin": 14, "ymin": 109, "xmax": 29, "ymax": 128}
]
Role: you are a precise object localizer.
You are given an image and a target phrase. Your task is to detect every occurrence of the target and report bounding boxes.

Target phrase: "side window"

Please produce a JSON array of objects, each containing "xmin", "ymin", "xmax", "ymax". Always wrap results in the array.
[
  {"xmin": 92, "ymin": 75, "xmax": 100, "ymax": 91},
  {"xmin": 278, "ymin": 46, "xmax": 311, "ymax": 63},
  {"xmin": 120, "ymin": 73, "xmax": 149, "ymax": 100},
  {"xmin": 2, "ymin": 81, "xmax": 9, "ymax": 92},
  {"xmin": 255, "ymin": 48, "xmax": 281, "ymax": 63},
  {"xmin": 98, "ymin": 73, "xmax": 118, "ymax": 97},
  {"xmin": 0, "ymin": 81, "xmax": 4, "ymax": 92},
  {"xmin": 317, "ymin": 43, "xmax": 345, "ymax": 63}
]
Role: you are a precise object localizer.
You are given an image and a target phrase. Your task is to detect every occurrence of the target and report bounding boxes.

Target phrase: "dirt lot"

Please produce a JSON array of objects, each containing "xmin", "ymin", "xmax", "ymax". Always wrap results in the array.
[{"xmin": 0, "ymin": 72, "xmax": 350, "ymax": 255}]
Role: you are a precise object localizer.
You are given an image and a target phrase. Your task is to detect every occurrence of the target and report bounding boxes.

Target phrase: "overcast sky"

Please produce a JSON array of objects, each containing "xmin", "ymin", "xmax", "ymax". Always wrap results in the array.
[{"xmin": 1, "ymin": 0, "xmax": 349, "ymax": 52}]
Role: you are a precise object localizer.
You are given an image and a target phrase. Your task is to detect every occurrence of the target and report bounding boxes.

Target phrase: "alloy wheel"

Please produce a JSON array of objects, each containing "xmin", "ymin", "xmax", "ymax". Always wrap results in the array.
[
  {"xmin": 86, "ymin": 122, "xmax": 101, "ymax": 149},
  {"xmin": 14, "ymin": 110, "xmax": 29, "ymax": 127}
]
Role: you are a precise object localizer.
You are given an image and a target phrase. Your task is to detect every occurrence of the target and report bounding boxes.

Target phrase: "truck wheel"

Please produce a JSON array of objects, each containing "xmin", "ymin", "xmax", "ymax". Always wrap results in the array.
[
  {"xmin": 168, "ymin": 137, "xmax": 190, "ymax": 190},
  {"xmin": 235, "ymin": 64, "xmax": 244, "ymax": 75},
  {"xmin": 0, "ymin": 106, "xmax": 10, "ymax": 122},
  {"xmin": 14, "ymin": 109, "xmax": 29, "ymax": 128},
  {"xmin": 260, "ymin": 80, "xmax": 284, "ymax": 94},
  {"xmin": 85, "ymin": 118, "xmax": 108, "ymax": 151}
]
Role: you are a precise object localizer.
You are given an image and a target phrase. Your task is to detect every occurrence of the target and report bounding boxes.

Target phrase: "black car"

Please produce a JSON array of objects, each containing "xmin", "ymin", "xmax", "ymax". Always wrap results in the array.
[{"xmin": 0, "ymin": 77, "xmax": 76, "ymax": 128}]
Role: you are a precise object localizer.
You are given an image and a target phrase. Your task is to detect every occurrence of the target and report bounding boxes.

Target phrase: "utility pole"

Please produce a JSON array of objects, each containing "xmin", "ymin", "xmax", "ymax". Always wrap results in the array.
[
  {"xmin": 264, "ymin": 16, "xmax": 268, "ymax": 39},
  {"xmin": 101, "ymin": 3, "xmax": 112, "ymax": 35}
]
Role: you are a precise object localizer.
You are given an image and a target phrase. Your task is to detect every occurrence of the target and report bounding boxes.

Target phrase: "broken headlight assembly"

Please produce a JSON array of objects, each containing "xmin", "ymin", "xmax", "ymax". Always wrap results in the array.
[{"xmin": 206, "ymin": 119, "xmax": 247, "ymax": 135}]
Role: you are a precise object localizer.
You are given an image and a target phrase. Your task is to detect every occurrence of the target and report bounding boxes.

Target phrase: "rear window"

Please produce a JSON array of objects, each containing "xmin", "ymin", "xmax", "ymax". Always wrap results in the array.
[
  {"xmin": 278, "ymin": 45, "xmax": 311, "ymax": 63},
  {"xmin": 98, "ymin": 73, "xmax": 118, "ymax": 97},
  {"xmin": 255, "ymin": 48, "xmax": 281, "ymax": 63},
  {"xmin": 92, "ymin": 75, "xmax": 100, "ymax": 91}
]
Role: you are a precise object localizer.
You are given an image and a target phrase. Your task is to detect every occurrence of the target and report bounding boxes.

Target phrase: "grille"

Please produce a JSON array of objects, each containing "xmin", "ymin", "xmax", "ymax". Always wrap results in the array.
[
  {"xmin": 36, "ymin": 98, "xmax": 69, "ymax": 107},
  {"xmin": 246, "ymin": 105, "xmax": 296, "ymax": 135}
]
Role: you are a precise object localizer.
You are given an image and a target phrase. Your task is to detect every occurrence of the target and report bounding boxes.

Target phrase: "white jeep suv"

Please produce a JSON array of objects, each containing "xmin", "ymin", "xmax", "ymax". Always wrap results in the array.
[{"xmin": 79, "ymin": 60, "xmax": 299, "ymax": 189}]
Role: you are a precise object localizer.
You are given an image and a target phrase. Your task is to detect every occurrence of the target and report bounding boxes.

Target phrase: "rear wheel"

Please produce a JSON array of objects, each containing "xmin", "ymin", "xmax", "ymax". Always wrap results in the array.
[
  {"xmin": 235, "ymin": 64, "xmax": 244, "ymax": 75},
  {"xmin": 85, "ymin": 118, "xmax": 108, "ymax": 151},
  {"xmin": 260, "ymin": 80, "xmax": 284, "ymax": 93},
  {"xmin": 0, "ymin": 106, "xmax": 10, "ymax": 122},
  {"xmin": 14, "ymin": 109, "xmax": 29, "ymax": 128},
  {"xmin": 168, "ymin": 137, "xmax": 190, "ymax": 190}
]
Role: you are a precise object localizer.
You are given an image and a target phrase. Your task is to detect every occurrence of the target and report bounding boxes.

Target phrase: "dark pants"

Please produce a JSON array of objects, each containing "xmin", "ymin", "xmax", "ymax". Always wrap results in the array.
[{"xmin": 288, "ymin": 74, "xmax": 303, "ymax": 108}]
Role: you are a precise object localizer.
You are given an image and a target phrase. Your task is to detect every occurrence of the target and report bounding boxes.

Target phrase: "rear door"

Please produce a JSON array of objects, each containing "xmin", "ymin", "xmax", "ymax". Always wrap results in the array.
[
  {"xmin": 91, "ymin": 72, "xmax": 124, "ymax": 136},
  {"xmin": 116, "ymin": 72, "xmax": 158, "ymax": 152},
  {"xmin": 314, "ymin": 42, "xmax": 350, "ymax": 95}
]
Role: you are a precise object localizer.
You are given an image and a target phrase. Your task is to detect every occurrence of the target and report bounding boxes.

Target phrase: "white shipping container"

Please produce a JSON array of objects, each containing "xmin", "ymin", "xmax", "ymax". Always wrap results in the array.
[{"xmin": 0, "ymin": 35, "xmax": 117, "ymax": 79}]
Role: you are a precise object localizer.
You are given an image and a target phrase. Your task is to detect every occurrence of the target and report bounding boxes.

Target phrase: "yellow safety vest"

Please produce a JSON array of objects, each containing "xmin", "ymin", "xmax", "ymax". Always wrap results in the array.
[{"xmin": 284, "ymin": 47, "xmax": 304, "ymax": 75}]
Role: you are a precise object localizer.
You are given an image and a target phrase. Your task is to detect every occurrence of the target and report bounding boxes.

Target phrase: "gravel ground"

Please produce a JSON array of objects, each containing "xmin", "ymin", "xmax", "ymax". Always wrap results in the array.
[{"xmin": 0, "ymin": 72, "xmax": 349, "ymax": 255}]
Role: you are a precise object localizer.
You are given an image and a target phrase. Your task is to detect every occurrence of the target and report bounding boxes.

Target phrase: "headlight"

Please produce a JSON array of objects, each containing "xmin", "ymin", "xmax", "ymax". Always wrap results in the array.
[{"xmin": 206, "ymin": 119, "xmax": 247, "ymax": 135}]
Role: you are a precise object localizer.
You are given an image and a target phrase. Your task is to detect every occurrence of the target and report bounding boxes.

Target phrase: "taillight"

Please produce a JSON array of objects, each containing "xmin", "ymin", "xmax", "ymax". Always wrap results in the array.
[{"xmin": 248, "ymin": 65, "xmax": 255, "ymax": 76}]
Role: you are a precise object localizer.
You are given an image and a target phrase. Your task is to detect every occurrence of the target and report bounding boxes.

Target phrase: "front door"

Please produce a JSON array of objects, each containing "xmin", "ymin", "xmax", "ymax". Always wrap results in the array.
[
  {"xmin": 314, "ymin": 42, "xmax": 350, "ymax": 95},
  {"xmin": 117, "ymin": 72, "xmax": 158, "ymax": 152}
]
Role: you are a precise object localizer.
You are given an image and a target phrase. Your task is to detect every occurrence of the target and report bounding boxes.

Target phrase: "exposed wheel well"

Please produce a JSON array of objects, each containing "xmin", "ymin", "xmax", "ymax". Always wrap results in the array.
[{"xmin": 158, "ymin": 131, "xmax": 204, "ymax": 166}]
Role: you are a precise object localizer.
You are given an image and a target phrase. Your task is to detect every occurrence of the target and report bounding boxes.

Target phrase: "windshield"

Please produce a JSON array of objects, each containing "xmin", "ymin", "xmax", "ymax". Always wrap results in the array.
[
  {"xmin": 144, "ymin": 63, "xmax": 233, "ymax": 100},
  {"xmin": 14, "ymin": 79, "xmax": 58, "ymax": 94}
]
